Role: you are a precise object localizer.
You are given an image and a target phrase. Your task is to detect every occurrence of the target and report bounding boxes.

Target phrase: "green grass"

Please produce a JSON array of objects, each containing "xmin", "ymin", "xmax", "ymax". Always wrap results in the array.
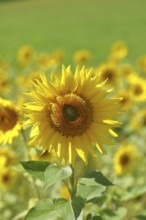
[{"xmin": 0, "ymin": 0, "xmax": 146, "ymax": 64}]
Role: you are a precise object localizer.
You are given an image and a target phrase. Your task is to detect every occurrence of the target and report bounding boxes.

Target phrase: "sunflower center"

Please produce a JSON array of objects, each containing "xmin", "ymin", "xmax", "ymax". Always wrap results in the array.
[
  {"xmin": 102, "ymin": 70, "xmax": 114, "ymax": 81},
  {"xmin": 120, "ymin": 96, "xmax": 129, "ymax": 105},
  {"xmin": 63, "ymin": 104, "xmax": 80, "ymax": 122},
  {"xmin": 0, "ymin": 107, "xmax": 18, "ymax": 132},
  {"xmin": 2, "ymin": 173, "xmax": 10, "ymax": 183},
  {"xmin": 134, "ymin": 84, "xmax": 143, "ymax": 95},
  {"xmin": 143, "ymin": 116, "xmax": 146, "ymax": 126},
  {"xmin": 24, "ymin": 51, "xmax": 31, "ymax": 59},
  {"xmin": 120, "ymin": 154, "xmax": 130, "ymax": 166},
  {"xmin": 49, "ymin": 93, "xmax": 93, "ymax": 136}
]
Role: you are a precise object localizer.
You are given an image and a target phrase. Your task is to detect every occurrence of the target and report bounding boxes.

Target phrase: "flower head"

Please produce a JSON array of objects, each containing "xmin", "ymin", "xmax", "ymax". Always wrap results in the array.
[
  {"xmin": 0, "ymin": 98, "xmax": 21, "ymax": 144},
  {"xmin": 95, "ymin": 63, "xmax": 119, "ymax": 87},
  {"xmin": 0, "ymin": 168, "xmax": 16, "ymax": 190},
  {"xmin": 119, "ymin": 63, "xmax": 135, "ymax": 77},
  {"xmin": 108, "ymin": 41, "xmax": 128, "ymax": 62},
  {"xmin": 131, "ymin": 109, "xmax": 146, "ymax": 131},
  {"xmin": 137, "ymin": 55, "xmax": 146, "ymax": 72},
  {"xmin": 127, "ymin": 74, "xmax": 146, "ymax": 102},
  {"xmin": 17, "ymin": 45, "xmax": 34, "ymax": 67},
  {"xmin": 115, "ymin": 89, "xmax": 133, "ymax": 110},
  {"xmin": 0, "ymin": 147, "xmax": 17, "ymax": 168},
  {"xmin": 24, "ymin": 66, "xmax": 120, "ymax": 164},
  {"xmin": 0, "ymin": 146, "xmax": 18, "ymax": 190},
  {"xmin": 114, "ymin": 144, "xmax": 138, "ymax": 175},
  {"xmin": 74, "ymin": 50, "xmax": 91, "ymax": 65},
  {"xmin": 37, "ymin": 53, "xmax": 57, "ymax": 69},
  {"xmin": 0, "ymin": 72, "xmax": 9, "ymax": 95}
]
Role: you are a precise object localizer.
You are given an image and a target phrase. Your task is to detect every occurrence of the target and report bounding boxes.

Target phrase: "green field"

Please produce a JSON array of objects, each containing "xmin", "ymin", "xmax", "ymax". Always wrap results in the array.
[{"xmin": 0, "ymin": 0, "xmax": 146, "ymax": 64}]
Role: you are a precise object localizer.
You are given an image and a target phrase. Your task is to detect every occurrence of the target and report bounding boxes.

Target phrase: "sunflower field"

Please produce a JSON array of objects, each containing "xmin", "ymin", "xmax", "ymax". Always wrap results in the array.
[{"xmin": 0, "ymin": 0, "xmax": 146, "ymax": 220}]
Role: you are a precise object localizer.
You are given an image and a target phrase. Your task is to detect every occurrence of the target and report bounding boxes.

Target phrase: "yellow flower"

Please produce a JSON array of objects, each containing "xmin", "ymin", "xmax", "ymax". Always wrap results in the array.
[
  {"xmin": 128, "ymin": 74, "xmax": 146, "ymax": 102},
  {"xmin": 119, "ymin": 63, "xmax": 135, "ymax": 77},
  {"xmin": 114, "ymin": 144, "xmax": 137, "ymax": 175},
  {"xmin": 0, "ymin": 98, "xmax": 21, "ymax": 144},
  {"xmin": 16, "ymin": 71, "xmax": 43, "ymax": 90},
  {"xmin": 95, "ymin": 63, "xmax": 119, "ymax": 87},
  {"xmin": 24, "ymin": 66, "xmax": 120, "ymax": 164},
  {"xmin": 74, "ymin": 50, "xmax": 91, "ymax": 65},
  {"xmin": 16, "ymin": 74, "xmax": 29, "ymax": 90},
  {"xmin": 0, "ymin": 168, "xmax": 16, "ymax": 190},
  {"xmin": 0, "ymin": 147, "xmax": 17, "ymax": 168},
  {"xmin": 115, "ymin": 89, "xmax": 133, "ymax": 110},
  {"xmin": 17, "ymin": 45, "xmax": 34, "ymax": 67},
  {"xmin": 37, "ymin": 53, "xmax": 57, "ymax": 69},
  {"xmin": 137, "ymin": 55, "xmax": 146, "ymax": 72},
  {"xmin": 131, "ymin": 109, "xmax": 146, "ymax": 131},
  {"xmin": 108, "ymin": 41, "xmax": 128, "ymax": 62},
  {"xmin": 0, "ymin": 72, "xmax": 9, "ymax": 95},
  {"xmin": 28, "ymin": 71, "xmax": 45, "ymax": 86}
]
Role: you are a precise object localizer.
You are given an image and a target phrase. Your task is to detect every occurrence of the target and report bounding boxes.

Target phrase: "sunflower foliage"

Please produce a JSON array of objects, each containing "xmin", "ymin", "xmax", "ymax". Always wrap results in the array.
[
  {"xmin": 21, "ymin": 160, "xmax": 114, "ymax": 220},
  {"xmin": 1, "ymin": 41, "xmax": 146, "ymax": 220}
]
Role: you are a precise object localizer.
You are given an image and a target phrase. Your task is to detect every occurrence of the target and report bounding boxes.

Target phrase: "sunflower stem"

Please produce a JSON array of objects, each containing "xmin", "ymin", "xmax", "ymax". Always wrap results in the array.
[
  {"xmin": 69, "ymin": 165, "xmax": 76, "ymax": 200},
  {"xmin": 20, "ymin": 129, "xmax": 41, "ymax": 200},
  {"xmin": 20, "ymin": 128, "xmax": 30, "ymax": 160}
]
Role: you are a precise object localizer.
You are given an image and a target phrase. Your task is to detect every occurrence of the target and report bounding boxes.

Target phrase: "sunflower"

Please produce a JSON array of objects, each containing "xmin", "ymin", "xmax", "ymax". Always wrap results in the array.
[
  {"xmin": 37, "ymin": 53, "xmax": 57, "ymax": 69},
  {"xmin": 73, "ymin": 50, "xmax": 91, "ymax": 65},
  {"xmin": 0, "ymin": 168, "xmax": 16, "ymax": 190},
  {"xmin": 0, "ymin": 147, "xmax": 17, "ymax": 168},
  {"xmin": 115, "ymin": 89, "xmax": 133, "ymax": 110},
  {"xmin": 17, "ymin": 45, "xmax": 34, "ymax": 67},
  {"xmin": 137, "ymin": 55, "xmax": 146, "ymax": 72},
  {"xmin": 131, "ymin": 109, "xmax": 146, "ymax": 131},
  {"xmin": 0, "ymin": 98, "xmax": 21, "ymax": 144},
  {"xmin": 95, "ymin": 63, "xmax": 120, "ymax": 87},
  {"xmin": 16, "ymin": 71, "xmax": 43, "ymax": 90},
  {"xmin": 127, "ymin": 74, "xmax": 146, "ymax": 102},
  {"xmin": 108, "ymin": 41, "xmax": 128, "ymax": 63},
  {"xmin": 0, "ymin": 72, "xmax": 9, "ymax": 95},
  {"xmin": 114, "ymin": 144, "xmax": 137, "ymax": 175},
  {"xmin": 119, "ymin": 63, "xmax": 135, "ymax": 77},
  {"xmin": 24, "ymin": 66, "xmax": 120, "ymax": 164}
]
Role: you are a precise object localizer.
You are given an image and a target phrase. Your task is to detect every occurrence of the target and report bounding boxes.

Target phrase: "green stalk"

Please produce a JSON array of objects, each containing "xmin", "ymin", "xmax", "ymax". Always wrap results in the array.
[
  {"xmin": 69, "ymin": 165, "xmax": 76, "ymax": 200},
  {"xmin": 20, "ymin": 129, "xmax": 41, "ymax": 200}
]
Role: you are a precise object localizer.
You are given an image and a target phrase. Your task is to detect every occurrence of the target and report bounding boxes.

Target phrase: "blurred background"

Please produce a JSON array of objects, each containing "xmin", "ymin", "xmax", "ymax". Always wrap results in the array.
[{"xmin": 0, "ymin": 0, "xmax": 146, "ymax": 65}]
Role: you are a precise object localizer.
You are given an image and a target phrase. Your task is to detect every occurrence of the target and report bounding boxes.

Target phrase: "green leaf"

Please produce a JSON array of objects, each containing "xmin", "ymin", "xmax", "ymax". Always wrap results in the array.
[
  {"xmin": 24, "ymin": 198, "xmax": 75, "ymax": 220},
  {"xmin": 71, "ymin": 196, "xmax": 84, "ymax": 219},
  {"xmin": 100, "ymin": 207, "xmax": 127, "ymax": 220},
  {"xmin": 77, "ymin": 178, "xmax": 106, "ymax": 202},
  {"xmin": 121, "ymin": 184, "xmax": 146, "ymax": 201},
  {"xmin": 136, "ymin": 215, "xmax": 146, "ymax": 220},
  {"xmin": 86, "ymin": 213, "xmax": 103, "ymax": 220},
  {"xmin": 20, "ymin": 161, "xmax": 51, "ymax": 181},
  {"xmin": 45, "ymin": 164, "xmax": 72, "ymax": 188},
  {"xmin": 87, "ymin": 213, "xmax": 94, "ymax": 220},
  {"xmin": 92, "ymin": 216, "xmax": 103, "ymax": 220},
  {"xmin": 136, "ymin": 210, "xmax": 146, "ymax": 220},
  {"xmin": 85, "ymin": 171, "xmax": 113, "ymax": 186},
  {"xmin": 86, "ymin": 213, "xmax": 92, "ymax": 220}
]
